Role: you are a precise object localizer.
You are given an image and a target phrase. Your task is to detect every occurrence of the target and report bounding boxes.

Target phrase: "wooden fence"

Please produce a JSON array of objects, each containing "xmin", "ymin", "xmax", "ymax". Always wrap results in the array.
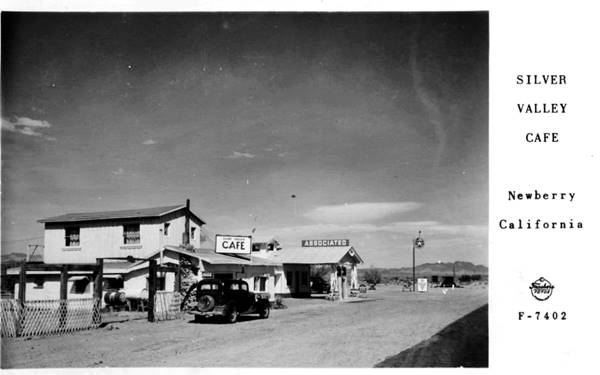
[{"xmin": 0, "ymin": 298, "xmax": 101, "ymax": 338}]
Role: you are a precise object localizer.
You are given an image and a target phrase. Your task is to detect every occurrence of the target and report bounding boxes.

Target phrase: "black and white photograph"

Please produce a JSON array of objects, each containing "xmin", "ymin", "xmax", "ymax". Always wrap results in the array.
[{"xmin": 1, "ymin": 9, "xmax": 490, "ymax": 369}]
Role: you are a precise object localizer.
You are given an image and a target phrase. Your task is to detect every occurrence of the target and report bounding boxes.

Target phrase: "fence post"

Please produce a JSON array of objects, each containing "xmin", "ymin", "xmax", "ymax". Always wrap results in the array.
[
  {"xmin": 94, "ymin": 258, "xmax": 103, "ymax": 324},
  {"xmin": 148, "ymin": 259, "xmax": 157, "ymax": 322},
  {"xmin": 59, "ymin": 265, "xmax": 68, "ymax": 328}
]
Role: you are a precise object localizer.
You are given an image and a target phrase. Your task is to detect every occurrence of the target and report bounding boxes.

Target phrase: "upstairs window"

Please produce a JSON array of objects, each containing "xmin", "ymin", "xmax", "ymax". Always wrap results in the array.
[
  {"xmin": 163, "ymin": 222, "xmax": 170, "ymax": 236},
  {"xmin": 123, "ymin": 223, "xmax": 140, "ymax": 244},
  {"xmin": 190, "ymin": 227, "xmax": 196, "ymax": 240},
  {"xmin": 65, "ymin": 227, "xmax": 80, "ymax": 247}
]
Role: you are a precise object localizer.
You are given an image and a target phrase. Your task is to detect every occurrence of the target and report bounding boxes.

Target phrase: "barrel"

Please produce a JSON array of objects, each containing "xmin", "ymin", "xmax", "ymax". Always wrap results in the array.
[{"xmin": 104, "ymin": 291, "xmax": 127, "ymax": 305}]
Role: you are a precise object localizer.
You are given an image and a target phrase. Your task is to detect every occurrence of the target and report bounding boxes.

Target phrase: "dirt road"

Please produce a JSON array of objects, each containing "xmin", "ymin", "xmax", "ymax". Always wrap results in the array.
[{"xmin": 1, "ymin": 285, "xmax": 487, "ymax": 368}]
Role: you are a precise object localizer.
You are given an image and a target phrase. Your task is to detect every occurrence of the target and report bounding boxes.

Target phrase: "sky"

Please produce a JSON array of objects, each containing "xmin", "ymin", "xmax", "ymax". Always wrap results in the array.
[{"xmin": 1, "ymin": 12, "xmax": 488, "ymax": 267}]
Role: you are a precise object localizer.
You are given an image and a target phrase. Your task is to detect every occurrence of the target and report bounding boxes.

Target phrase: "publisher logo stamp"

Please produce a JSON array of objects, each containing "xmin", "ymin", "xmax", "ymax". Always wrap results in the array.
[{"xmin": 529, "ymin": 277, "xmax": 554, "ymax": 301}]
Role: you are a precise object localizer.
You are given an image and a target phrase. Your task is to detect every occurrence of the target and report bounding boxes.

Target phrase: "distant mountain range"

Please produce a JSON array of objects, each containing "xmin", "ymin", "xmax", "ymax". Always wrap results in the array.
[{"xmin": 358, "ymin": 261, "xmax": 488, "ymax": 280}]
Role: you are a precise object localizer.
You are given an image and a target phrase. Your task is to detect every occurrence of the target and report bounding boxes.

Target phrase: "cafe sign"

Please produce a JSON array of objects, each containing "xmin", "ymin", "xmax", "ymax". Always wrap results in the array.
[
  {"xmin": 302, "ymin": 239, "xmax": 349, "ymax": 247},
  {"xmin": 215, "ymin": 234, "xmax": 252, "ymax": 254}
]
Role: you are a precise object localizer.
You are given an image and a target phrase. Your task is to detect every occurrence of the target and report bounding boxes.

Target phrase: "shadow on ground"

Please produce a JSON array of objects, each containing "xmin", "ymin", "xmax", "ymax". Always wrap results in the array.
[{"xmin": 375, "ymin": 304, "xmax": 488, "ymax": 368}]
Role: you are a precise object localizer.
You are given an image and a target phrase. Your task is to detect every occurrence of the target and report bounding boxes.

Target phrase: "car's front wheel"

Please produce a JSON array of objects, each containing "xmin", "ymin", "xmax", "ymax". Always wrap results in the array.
[
  {"xmin": 225, "ymin": 304, "xmax": 238, "ymax": 323},
  {"xmin": 258, "ymin": 305, "xmax": 270, "ymax": 319}
]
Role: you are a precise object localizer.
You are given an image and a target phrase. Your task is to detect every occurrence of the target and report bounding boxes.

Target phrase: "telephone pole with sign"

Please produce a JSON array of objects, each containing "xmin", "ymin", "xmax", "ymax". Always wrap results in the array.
[{"xmin": 412, "ymin": 231, "xmax": 425, "ymax": 291}]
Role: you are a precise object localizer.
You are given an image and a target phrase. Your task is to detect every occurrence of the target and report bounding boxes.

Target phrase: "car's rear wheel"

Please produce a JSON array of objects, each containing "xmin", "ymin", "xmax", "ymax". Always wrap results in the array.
[
  {"xmin": 225, "ymin": 304, "xmax": 238, "ymax": 323},
  {"xmin": 258, "ymin": 305, "xmax": 270, "ymax": 319}
]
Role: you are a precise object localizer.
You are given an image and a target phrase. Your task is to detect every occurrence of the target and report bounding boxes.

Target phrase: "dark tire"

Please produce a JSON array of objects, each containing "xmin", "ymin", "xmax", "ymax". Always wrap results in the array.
[
  {"xmin": 197, "ymin": 295, "xmax": 215, "ymax": 312},
  {"xmin": 225, "ymin": 304, "xmax": 238, "ymax": 323},
  {"xmin": 258, "ymin": 305, "xmax": 270, "ymax": 319}
]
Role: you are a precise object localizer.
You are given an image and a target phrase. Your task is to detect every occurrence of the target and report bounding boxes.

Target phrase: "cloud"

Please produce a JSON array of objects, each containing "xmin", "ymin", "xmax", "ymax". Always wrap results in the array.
[
  {"xmin": 225, "ymin": 151, "xmax": 256, "ymax": 159},
  {"xmin": 2, "ymin": 116, "xmax": 53, "ymax": 139},
  {"xmin": 142, "ymin": 139, "xmax": 157, "ymax": 145},
  {"xmin": 12, "ymin": 117, "xmax": 51, "ymax": 128},
  {"xmin": 17, "ymin": 126, "xmax": 45, "ymax": 137},
  {"xmin": 111, "ymin": 167, "xmax": 125, "ymax": 175},
  {"xmin": 304, "ymin": 202, "xmax": 422, "ymax": 224}
]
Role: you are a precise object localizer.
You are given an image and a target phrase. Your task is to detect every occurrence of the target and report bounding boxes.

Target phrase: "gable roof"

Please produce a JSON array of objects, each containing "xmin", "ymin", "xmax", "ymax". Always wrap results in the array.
[
  {"xmin": 38, "ymin": 204, "xmax": 206, "ymax": 225},
  {"xmin": 273, "ymin": 246, "xmax": 364, "ymax": 265}
]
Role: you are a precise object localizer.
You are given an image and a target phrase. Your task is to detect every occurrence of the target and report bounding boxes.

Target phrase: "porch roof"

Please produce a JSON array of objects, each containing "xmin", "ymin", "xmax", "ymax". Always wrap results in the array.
[{"xmin": 161, "ymin": 246, "xmax": 281, "ymax": 267}]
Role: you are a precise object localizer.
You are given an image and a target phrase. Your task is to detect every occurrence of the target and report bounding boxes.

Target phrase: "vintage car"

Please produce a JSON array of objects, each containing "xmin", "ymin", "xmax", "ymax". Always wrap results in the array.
[
  {"xmin": 181, "ymin": 279, "xmax": 271, "ymax": 323},
  {"xmin": 309, "ymin": 277, "xmax": 331, "ymax": 294}
]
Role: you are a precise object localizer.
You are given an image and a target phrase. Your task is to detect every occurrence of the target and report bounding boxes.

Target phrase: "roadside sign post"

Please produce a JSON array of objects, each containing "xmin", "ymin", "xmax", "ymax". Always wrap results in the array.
[{"xmin": 412, "ymin": 231, "xmax": 425, "ymax": 292}]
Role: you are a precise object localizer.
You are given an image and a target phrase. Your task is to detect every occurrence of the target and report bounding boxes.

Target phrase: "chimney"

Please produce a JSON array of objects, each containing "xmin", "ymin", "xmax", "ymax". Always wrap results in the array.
[{"xmin": 182, "ymin": 199, "xmax": 191, "ymax": 246}]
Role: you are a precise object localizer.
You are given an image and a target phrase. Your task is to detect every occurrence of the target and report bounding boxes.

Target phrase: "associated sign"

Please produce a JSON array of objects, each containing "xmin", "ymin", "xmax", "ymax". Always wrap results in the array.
[
  {"xmin": 417, "ymin": 278, "xmax": 428, "ymax": 292},
  {"xmin": 215, "ymin": 235, "xmax": 252, "ymax": 254},
  {"xmin": 302, "ymin": 239, "xmax": 349, "ymax": 247}
]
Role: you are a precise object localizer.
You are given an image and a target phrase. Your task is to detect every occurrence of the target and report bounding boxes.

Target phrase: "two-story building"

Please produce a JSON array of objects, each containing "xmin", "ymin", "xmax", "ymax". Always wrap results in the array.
[
  {"xmin": 7, "ymin": 201, "xmax": 209, "ymax": 301},
  {"xmin": 39, "ymin": 201, "xmax": 207, "ymax": 264}
]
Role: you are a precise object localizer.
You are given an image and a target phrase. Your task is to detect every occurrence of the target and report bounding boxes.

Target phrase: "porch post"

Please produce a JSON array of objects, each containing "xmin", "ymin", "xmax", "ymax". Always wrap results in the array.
[
  {"xmin": 1, "ymin": 264, "xmax": 7, "ymax": 294},
  {"xmin": 18, "ymin": 262, "xmax": 26, "ymax": 303},
  {"xmin": 59, "ymin": 265, "xmax": 68, "ymax": 328},
  {"xmin": 93, "ymin": 258, "xmax": 103, "ymax": 324},
  {"xmin": 148, "ymin": 258, "xmax": 157, "ymax": 322}
]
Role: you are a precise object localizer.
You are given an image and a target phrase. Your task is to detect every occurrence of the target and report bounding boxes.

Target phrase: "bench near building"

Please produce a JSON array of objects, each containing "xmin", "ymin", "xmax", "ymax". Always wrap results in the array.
[{"xmin": 3, "ymin": 202, "xmax": 364, "ymax": 303}]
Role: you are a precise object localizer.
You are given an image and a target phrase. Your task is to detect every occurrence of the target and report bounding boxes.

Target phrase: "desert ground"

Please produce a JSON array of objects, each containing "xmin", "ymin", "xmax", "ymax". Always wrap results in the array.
[{"xmin": 1, "ymin": 284, "xmax": 487, "ymax": 368}]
